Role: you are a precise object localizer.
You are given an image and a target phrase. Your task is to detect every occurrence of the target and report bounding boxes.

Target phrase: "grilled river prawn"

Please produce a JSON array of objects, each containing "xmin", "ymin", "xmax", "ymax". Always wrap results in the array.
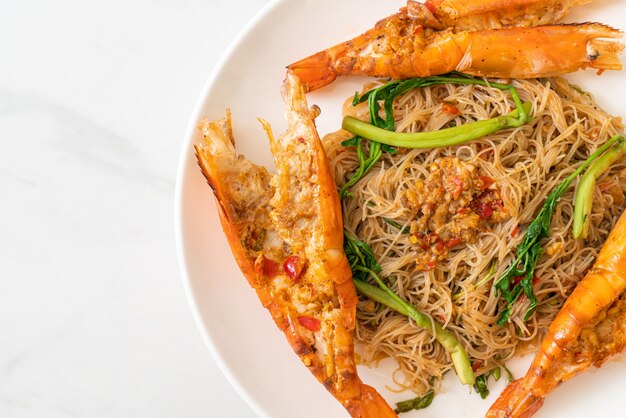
[
  {"xmin": 194, "ymin": 72, "xmax": 396, "ymax": 418},
  {"xmin": 487, "ymin": 209, "xmax": 626, "ymax": 418},
  {"xmin": 288, "ymin": 7, "xmax": 623, "ymax": 92}
]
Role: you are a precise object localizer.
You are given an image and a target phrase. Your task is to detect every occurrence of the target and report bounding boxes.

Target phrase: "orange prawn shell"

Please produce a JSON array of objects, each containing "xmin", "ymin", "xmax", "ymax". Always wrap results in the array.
[
  {"xmin": 288, "ymin": 8, "xmax": 623, "ymax": 92},
  {"xmin": 194, "ymin": 127, "xmax": 286, "ymax": 330},
  {"xmin": 410, "ymin": 0, "xmax": 591, "ymax": 29},
  {"xmin": 278, "ymin": 74, "xmax": 358, "ymax": 331},
  {"xmin": 194, "ymin": 75, "xmax": 396, "ymax": 418},
  {"xmin": 314, "ymin": 126, "xmax": 358, "ymax": 332}
]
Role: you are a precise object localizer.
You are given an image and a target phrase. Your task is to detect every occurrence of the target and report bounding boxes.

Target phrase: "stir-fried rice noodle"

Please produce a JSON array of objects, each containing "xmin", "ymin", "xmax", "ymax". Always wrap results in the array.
[{"xmin": 323, "ymin": 78, "xmax": 625, "ymax": 394}]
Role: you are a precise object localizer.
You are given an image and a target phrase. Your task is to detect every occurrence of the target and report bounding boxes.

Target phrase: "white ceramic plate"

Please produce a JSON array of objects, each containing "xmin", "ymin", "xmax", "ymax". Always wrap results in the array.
[{"xmin": 175, "ymin": 1, "xmax": 626, "ymax": 417}]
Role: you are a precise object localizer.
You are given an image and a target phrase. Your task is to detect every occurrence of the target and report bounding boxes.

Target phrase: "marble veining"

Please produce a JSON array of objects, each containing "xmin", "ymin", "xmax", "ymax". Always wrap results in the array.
[{"xmin": 0, "ymin": 0, "xmax": 267, "ymax": 417}]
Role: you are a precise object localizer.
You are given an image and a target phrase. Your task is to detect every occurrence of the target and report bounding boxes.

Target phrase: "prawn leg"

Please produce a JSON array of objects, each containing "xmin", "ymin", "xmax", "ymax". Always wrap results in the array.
[{"xmin": 486, "ymin": 209, "xmax": 626, "ymax": 418}]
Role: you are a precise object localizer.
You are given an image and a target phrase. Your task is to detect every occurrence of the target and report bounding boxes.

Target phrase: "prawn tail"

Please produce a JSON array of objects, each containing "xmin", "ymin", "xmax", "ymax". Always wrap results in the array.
[
  {"xmin": 358, "ymin": 384, "xmax": 398, "ymax": 418},
  {"xmin": 287, "ymin": 49, "xmax": 337, "ymax": 92},
  {"xmin": 486, "ymin": 379, "xmax": 544, "ymax": 418}
]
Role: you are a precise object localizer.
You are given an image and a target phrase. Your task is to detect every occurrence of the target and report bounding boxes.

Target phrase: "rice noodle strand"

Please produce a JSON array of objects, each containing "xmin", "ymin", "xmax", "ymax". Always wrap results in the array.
[{"xmin": 323, "ymin": 78, "xmax": 625, "ymax": 395}]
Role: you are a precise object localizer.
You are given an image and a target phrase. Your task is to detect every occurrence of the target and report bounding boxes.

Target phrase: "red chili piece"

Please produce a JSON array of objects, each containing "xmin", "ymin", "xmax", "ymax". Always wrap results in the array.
[
  {"xmin": 298, "ymin": 316, "xmax": 320, "ymax": 332},
  {"xmin": 442, "ymin": 102, "xmax": 461, "ymax": 116},
  {"xmin": 470, "ymin": 190, "xmax": 500, "ymax": 219},
  {"xmin": 434, "ymin": 236, "xmax": 462, "ymax": 253},
  {"xmin": 478, "ymin": 202, "xmax": 494, "ymax": 219},
  {"xmin": 283, "ymin": 255, "xmax": 305, "ymax": 283},
  {"xmin": 424, "ymin": 261, "xmax": 437, "ymax": 271},
  {"xmin": 511, "ymin": 275, "xmax": 525, "ymax": 287},
  {"xmin": 451, "ymin": 176, "xmax": 465, "ymax": 199},
  {"xmin": 471, "ymin": 200, "xmax": 494, "ymax": 219},
  {"xmin": 477, "ymin": 176, "xmax": 495, "ymax": 190},
  {"xmin": 262, "ymin": 256, "xmax": 278, "ymax": 278},
  {"xmin": 511, "ymin": 275, "xmax": 538, "ymax": 289},
  {"xmin": 445, "ymin": 237, "xmax": 462, "ymax": 249}
]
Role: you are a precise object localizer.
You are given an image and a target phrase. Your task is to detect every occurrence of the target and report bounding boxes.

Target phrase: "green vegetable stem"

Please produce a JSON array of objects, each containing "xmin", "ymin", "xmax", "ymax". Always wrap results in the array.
[
  {"xmin": 344, "ymin": 231, "xmax": 475, "ymax": 386},
  {"xmin": 342, "ymin": 103, "xmax": 531, "ymax": 149},
  {"xmin": 573, "ymin": 135, "xmax": 626, "ymax": 239},
  {"xmin": 339, "ymin": 73, "xmax": 531, "ymax": 198}
]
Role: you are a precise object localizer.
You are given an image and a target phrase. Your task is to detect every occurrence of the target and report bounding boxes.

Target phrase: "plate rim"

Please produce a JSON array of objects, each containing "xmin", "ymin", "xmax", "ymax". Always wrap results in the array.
[{"xmin": 174, "ymin": 1, "xmax": 286, "ymax": 417}]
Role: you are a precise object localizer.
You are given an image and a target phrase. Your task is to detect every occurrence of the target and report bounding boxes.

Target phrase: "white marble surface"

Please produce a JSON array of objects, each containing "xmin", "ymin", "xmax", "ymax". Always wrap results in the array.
[{"xmin": 0, "ymin": 1, "xmax": 268, "ymax": 416}]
